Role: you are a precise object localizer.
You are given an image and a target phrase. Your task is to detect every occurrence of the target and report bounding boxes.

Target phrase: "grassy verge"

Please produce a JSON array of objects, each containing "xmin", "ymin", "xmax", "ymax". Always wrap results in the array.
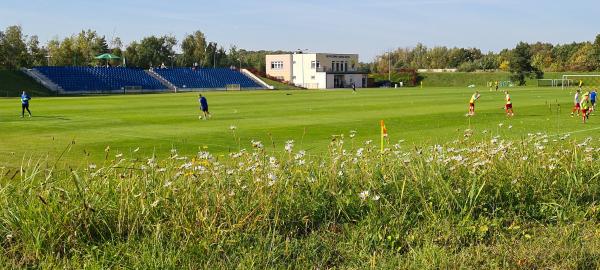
[
  {"xmin": 259, "ymin": 77, "xmax": 303, "ymax": 90},
  {"xmin": 1, "ymin": 133, "xmax": 598, "ymax": 268},
  {"xmin": 417, "ymin": 71, "xmax": 600, "ymax": 88},
  {"xmin": 0, "ymin": 70, "xmax": 52, "ymax": 97}
]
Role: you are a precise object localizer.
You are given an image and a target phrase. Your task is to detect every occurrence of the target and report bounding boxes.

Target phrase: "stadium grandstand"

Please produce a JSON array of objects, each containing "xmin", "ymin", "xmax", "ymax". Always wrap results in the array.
[
  {"xmin": 23, "ymin": 66, "xmax": 269, "ymax": 93},
  {"xmin": 153, "ymin": 68, "xmax": 263, "ymax": 90}
]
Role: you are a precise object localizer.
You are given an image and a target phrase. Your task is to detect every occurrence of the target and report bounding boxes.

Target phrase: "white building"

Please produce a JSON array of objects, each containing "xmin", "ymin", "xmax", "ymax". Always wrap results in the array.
[{"xmin": 266, "ymin": 53, "xmax": 368, "ymax": 89}]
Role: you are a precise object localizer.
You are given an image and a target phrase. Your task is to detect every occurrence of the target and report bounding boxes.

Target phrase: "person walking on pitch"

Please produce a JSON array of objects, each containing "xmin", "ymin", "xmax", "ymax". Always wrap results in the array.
[
  {"xmin": 571, "ymin": 89, "xmax": 581, "ymax": 117},
  {"xmin": 590, "ymin": 89, "xmax": 597, "ymax": 114},
  {"xmin": 20, "ymin": 91, "xmax": 32, "ymax": 118},
  {"xmin": 504, "ymin": 90, "xmax": 514, "ymax": 117},
  {"xmin": 467, "ymin": 91, "xmax": 480, "ymax": 116},
  {"xmin": 580, "ymin": 92, "xmax": 591, "ymax": 123},
  {"xmin": 198, "ymin": 94, "xmax": 211, "ymax": 120}
]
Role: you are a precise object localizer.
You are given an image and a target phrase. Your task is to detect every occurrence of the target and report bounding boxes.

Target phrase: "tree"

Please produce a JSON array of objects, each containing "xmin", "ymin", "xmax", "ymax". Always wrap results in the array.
[
  {"xmin": 124, "ymin": 35, "xmax": 177, "ymax": 68},
  {"xmin": 591, "ymin": 34, "xmax": 600, "ymax": 70},
  {"xmin": 180, "ymin": 31, "xmax": 207, "ymax": 67},
  {"xmin": 27, "ymin": 35, "xmax": 47, "ymax": 66},
  {"xmin": 568, "ymin": 43, "xmax": 595, "ymax": 71},
  {"xmin": 509, "ymin": 42, "xmax": 543, "ymax": 85},
  {"xmin": 0, "ymin": 25, "xmax": 29, "ymax": 69}
]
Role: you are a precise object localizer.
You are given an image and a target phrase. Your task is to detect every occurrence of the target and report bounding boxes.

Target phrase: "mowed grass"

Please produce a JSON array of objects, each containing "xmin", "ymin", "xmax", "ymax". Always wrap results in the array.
[{"xmin": 0, "ymin": 86, "xmax": 597, "ymax": 167}]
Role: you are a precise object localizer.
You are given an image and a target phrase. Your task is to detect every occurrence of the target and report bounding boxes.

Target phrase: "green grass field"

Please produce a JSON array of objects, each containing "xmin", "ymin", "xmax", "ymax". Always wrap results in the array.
[
  {"xmin": 1, "ymin": 87, "xmax": 599, "ymax": 268},
  {"xmin": 0, "ymin": 86, "xmax": 597, "ymax": 167}
]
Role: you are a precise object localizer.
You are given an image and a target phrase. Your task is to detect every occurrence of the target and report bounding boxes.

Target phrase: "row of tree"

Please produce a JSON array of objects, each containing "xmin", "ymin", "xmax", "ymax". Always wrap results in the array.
[
  {"xmin": 372, "ymin": 34, "xmax": 600, "ymax": 73},
  {"xmin": 0, "ymin": 25, "xmax": 289, "ymax": 72}
]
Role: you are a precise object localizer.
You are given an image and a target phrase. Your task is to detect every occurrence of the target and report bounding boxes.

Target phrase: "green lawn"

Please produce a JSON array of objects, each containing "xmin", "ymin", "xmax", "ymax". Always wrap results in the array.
[{"xmin": 0, "ymin": 86, "xmax": 597, "ymax": 167}]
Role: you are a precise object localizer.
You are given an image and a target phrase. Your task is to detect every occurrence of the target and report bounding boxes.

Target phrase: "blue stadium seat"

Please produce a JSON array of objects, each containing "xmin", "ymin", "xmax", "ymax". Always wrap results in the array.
[
  {"xmin": 153, "ymin": 68, "xmax": 262, "ymax": 89},
  {"xmin": 34, "ymin": 67, "xmax": 166, "ymax": 92}
]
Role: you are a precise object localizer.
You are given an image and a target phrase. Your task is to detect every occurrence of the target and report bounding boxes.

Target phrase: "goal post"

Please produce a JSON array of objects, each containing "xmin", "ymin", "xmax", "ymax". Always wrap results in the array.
[
  {"xmin": 226, "ymin": 84, "xmax": 241, "ymax": 91},
  {"xmin": 537, "ymin": 79, "xmax": 563, "ymax": 87},
  {"xmin": 561, "ymin": 75, "xmax": 600, "ymax": 90}
]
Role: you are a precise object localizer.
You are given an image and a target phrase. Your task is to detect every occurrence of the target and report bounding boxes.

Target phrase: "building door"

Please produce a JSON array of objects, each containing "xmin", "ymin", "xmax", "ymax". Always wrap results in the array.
[{"xmin": 334, "ymin": 75, "xmax": 344, "ymax": 88}]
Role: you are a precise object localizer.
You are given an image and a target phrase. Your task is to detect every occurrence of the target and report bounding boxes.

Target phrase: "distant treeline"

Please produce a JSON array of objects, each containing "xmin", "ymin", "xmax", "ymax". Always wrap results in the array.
[
  {"xmin": 0, "ymin": 25, "xmax": 289, "ymax": 72},
  {"xmin": 2, "ymin": 25, "xmax": 598, "ymax": 74},
  {"xmin": 371, "ymin": 35, "xmax": 600, "ymax": 73}
]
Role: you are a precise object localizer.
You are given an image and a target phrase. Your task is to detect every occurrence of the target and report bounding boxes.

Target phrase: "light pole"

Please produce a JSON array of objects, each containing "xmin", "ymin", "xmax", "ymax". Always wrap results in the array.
[
  {"xmin": 238, "ymin": 57, "xmax": 242, "ymax": 70},
  {"xmin": 388, "ymin": 50, "xmax": 391, "ymax": 83}
]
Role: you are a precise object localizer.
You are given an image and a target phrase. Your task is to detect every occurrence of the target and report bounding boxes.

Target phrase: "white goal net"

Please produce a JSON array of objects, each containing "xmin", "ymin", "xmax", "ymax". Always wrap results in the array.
[{"xmin": 561, "ymin": 75, "xmax": 600, "ymax": 90}]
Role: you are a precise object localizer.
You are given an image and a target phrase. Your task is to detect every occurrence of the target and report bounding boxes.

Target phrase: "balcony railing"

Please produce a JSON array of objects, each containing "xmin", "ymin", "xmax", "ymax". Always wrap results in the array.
[{"xmin": 315, "ymin": 67, "xmax": 359, "ymax": 73}]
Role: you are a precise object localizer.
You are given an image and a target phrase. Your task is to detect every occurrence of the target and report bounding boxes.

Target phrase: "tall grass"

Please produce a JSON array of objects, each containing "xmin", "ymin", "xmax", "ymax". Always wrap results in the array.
[{"xmin": 0, "ymin": 131, "xmax": 598, "ymax": 268}]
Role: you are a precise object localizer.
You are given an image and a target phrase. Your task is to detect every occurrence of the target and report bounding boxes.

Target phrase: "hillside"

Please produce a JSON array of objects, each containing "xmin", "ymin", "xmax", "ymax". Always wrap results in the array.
[{"xmin": 0, "ymin": 70, "xmax": 52, "ymax": 97}]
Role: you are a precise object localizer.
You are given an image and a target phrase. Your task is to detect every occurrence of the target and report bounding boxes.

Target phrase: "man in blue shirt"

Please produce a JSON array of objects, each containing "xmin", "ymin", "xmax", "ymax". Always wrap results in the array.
[
  {"xmin": 20, "ymin": 91, "xmax": 32, "ymax": 118},
  {"xmin": 590, "ymin": 90, "xmax": 597, "ymax": 114},
  {"xmin": 198, "ymin": 94, "xmax": 211, "ymax": 120}
]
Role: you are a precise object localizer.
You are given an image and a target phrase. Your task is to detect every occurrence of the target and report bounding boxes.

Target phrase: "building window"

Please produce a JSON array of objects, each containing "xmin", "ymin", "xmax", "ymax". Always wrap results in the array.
[
  {"xmin": 344, "ymin": 62, "xmax": 348, "ymax": 72},
  {"xmin": 271, "ymin": 61, "xmax": 283, "ymax": 70},
  {"xmin": 311, "ymin": 76, "xmax": 315, "ymax": 79},
  {"xmin": 292, "ymin": 76, "xmax": 296, "ymax": 80},
  {"xmin": 311, "ymin": 61, "xmax": 316, "ymax": 69}
]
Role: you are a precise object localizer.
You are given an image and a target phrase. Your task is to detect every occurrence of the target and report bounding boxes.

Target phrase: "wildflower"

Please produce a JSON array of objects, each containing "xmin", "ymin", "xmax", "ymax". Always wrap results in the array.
[
  {"xmin": 521, "ymin": 156, "xmax": 528, "ymax": 161},
  {"xmin": 294, "ymin": 150, "xmax": 306, "ymax": 160},
  {"xmin": 251, "ymin": 140, "xmax": 264, "ymax": 149},
  {"xmin": 372, "ymin": 195, "xmax": 381, "ymax": 201},
  {"xmin": 156, "ymin": 168, "xmax": 166, "ymax": 173},
  {"xmin": 164, "ymin": 181, "xmax": 173, "ymax": 187},
  {"xmin": 284, "ymin": 140, "xmax": 294, "ymax": 153},
  {"xmin": 508, "ymin": 125, "xmax": 513, "ymax": 129},
  {"xmin": 133, "ymin": 147, "xmax": 140, "ymax": 153},
  {"xmin": 150, "ymin": 199, "xmax": 160, "ymax": 207},
  {"xmin": 104, "ymin": 146, "xmax": 110, "ymax": 152},
  {"xmin": 338, "ymin": 171, "xmax": 344, "ymax": 177},
  {"xmin": 297, "ymin": 159, "xmax": 306, "ymax": 166},
  {"xmin": 226, "ymin": 169, "xmax": 235, "ymax": 175},
  {"xmin": 349, "ymin": 130, "xmax": 357, "ymax": 138},
  {"xmin": 147, "ymin": 158, "xmax": 157, "ymax": 168},
  {"xmin": 498, "ymin": 123, "xmax": 504, "ymax": 127},
  {"xmin": 170, "ymin": 149, "xmax": 177, "ymax": 154},
  {"xmin": 88, "ymin": 164, "xmax": 97, "ymax": 169},
  {"xmin": 180, "ymin": 162, "xmax": 193, "ymax": 170},
  {"xmin": 359, "ymin": 190, "xmax": 370, "ymax": 200},
  {"xmin": 356, "ymin": 148, "xmax": 364, "ymax": 157},
  {"xmin": 269, "ymin": 156, "xmax": 278, "ymax": 166},
  {"xmin": 115, "ymin": 153, "xmax": 123, "ymax": 159},
  {"xmin": 229, "ymin": 125, "xmax": 237, "ymax": 131},
  {"xmin": 365, "ymin": 140, "xmax": 373, "ymax": 145},
  {"xmin": 308, "ymin": 177, "xmax": 316, "ymax": 183}
]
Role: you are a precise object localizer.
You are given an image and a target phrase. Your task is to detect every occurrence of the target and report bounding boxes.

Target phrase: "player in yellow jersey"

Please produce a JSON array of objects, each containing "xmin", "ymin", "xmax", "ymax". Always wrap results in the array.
[
  {"xmin": 494, "ymin": 81, "xmax": 499, "ymax": 91},
  {"xmin": 467, "ymin": 91, "xmax": 480, "ymax": 116},
  {"xmin": 580, "ymin": 92, "xmax": 591, "ymax": 123},
  {"xmin": 578, "ymin": 80, "xmax": 583, "ymax": 91},
  {"xmin": 504, "ymin": 90, "xmax": 514, "ymax": 117}
]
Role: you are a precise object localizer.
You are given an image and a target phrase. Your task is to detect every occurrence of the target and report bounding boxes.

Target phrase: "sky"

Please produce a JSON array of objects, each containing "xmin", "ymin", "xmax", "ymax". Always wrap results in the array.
[{"xmin": 1, "ymin": 0, "xmax": 598, "ymax": 61}]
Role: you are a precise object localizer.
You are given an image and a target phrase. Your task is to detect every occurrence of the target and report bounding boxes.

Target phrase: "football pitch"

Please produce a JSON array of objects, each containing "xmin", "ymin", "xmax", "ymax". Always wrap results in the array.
[{"xmin": 0, "ymin": 87, "xmax": 597, "ymax": 167}]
